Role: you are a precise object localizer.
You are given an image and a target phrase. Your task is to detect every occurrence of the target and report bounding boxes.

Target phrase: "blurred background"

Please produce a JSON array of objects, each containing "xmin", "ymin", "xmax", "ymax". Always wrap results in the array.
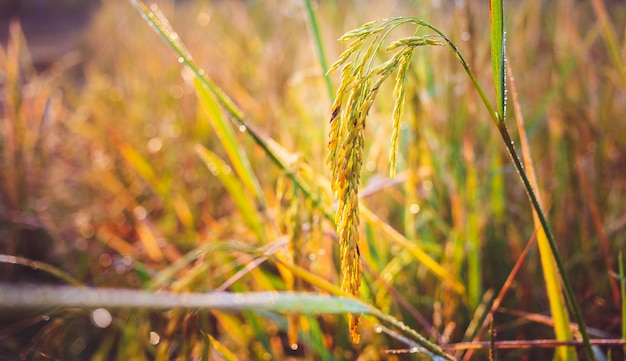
[
  {"xmin": 1, "ymin": 0, "xmax": 625, "ymax": 360},
  {"xmin": 0, "ymin": 0, "xmax": 98, "ymax": 69}
]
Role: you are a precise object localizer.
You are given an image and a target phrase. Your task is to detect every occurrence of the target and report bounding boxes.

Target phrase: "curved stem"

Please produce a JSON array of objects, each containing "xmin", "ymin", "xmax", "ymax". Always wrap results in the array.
[
  {"xmin": 496, "ymin": 123, "xmax": 594, "ymax": 360},
  {"xmin": 414, "ymin": 18, "xmax": 594, "ymax": 360},
  {"xmin": 417, "ymin": 20, "xmax": 499, "ymax": 126}
]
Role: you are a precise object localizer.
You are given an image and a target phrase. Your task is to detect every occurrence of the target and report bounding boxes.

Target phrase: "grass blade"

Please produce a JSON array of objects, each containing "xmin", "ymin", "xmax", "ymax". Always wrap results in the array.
[
  {"xmin": 0, "ymin": 282, "xmax": 454, "ymax": 359},
  {"xmin": 207, "ymin": 334, "xmax": 240, "ymax": 361},
  {"xmin": 111, "ymin": 133, "xmax": 168, "ymax": 197},
  {"xmin": 464, "ymin": 142, "xmax": 481, "ymax": 309},
  {"xmin": 130, "ymin": 0, "xmax": 322, "ymax": 215},
  {"xmin": 0, "ymin": 254, "xmax": 82, "ymax": 287},
  {"xmin": 272, "ymin": 256, "xmax": 455, "ymax": 360},
  {"xmin": 617, "ymin": 252, "xmax": 626, "ymax": 354},
  {"xmin": 195, "ymin": 145, "xmax": 265, "ymax": 241},
  {"xmin": 135, "ymin": 218, "xmax": 164, "ymax": 261},
  {"xmin": 360, "ymin": 206, "xmax": 465, "ymax": 295},
  {"xmin": 303, "ymin": 0, "xmax": 334, "ymax": 102},
  {"xmin": 0, "ymin": 284, "xmax": 371, "ymax": 314},
  {"xmin": 590, "ymin": 0, "xmax": 626, "ymax": 88},
  {"xmin": 508, "ymin": 62, "xmax": 577, "ymax": 361},
  {"xmin": 365, "ymin": 13, "xmax": 596, "ymax": 360},
  {"xmin": 489, "ymin": 0, "xmax": 506, "ymax": 121},
  {"xmin": 194, "ymin": 78, "xmax": 266, "ymax": 208}
]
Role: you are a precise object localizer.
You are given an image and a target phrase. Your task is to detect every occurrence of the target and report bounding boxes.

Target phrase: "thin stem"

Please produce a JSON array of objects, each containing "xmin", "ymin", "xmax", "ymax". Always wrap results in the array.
[
  {"xmin": 130, "ymin": 0, "xmax": 327, "ymax": 219},
  {"xmin": 496, "ymin": 122, "xmax": 594, "ymax": 361},
  {"xmin": 617, "ymin": 251, "xmax": 626, "ymax": 353},
  {"xmin": 417, "ymin": 21, "xmax": 499, "ymax": 125},
  {"xmin": 416, "ymin": 17, "xmax": 594, "ymax": 360},
  {"xmin": 303, "ymin": 0, "xmax": 334, "ymax": 102}
]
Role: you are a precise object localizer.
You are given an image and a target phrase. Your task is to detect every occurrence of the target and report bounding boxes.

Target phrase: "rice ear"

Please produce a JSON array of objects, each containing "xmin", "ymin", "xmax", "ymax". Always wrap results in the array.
[{"xmin": 327, "ymin": 18, "xmax": 442, "ymax": 343}]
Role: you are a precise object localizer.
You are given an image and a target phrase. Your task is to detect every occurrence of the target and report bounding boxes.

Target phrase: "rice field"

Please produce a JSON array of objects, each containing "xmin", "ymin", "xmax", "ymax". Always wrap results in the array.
[{"xmin": 1, "ymin": 0, "xmax": 625, "ymax": 360}]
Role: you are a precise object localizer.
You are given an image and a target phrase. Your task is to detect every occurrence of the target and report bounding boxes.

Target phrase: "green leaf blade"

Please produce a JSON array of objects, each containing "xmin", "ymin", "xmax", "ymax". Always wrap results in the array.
[
  {"xmin": 194, "ymin": 79, "xmax": 266, "ymax": 208},
  {"xmin": 489, "ymin": 0, "xmax": 506, "ymax": 121},
  {"xmin": 0, "ymin": 284, "xmax": 371, "ymax": 315},
  {"xmin": 195, "ymin": 145, "xmax": 265, "ymax": 241}
]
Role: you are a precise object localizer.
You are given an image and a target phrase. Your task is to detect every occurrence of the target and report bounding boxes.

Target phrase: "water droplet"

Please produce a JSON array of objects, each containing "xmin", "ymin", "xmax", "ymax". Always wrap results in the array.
[
  {"xmin": 134, "ymin": 206, "xmax": 148, "ymax": 220},
  {"xmin": 409, "ymin": 204, "xmax": 420, "ymax": 214},
  {"xmin": 410, "ymin": 347, "xmax": 419, "ymax": 353},
  {"xmin": 99, "ymin": 253, "xmax": 112, "ymax": 267},
  {"xmin": 149, "ymin": 331, "xmax": 161, "ymax": 345},
  {"xmin": 238, "ymin": 125, "xmax": 247, "ymax": 132},
  {"xmin": 114, "ymin": 264, "xmax": 126, "ymax": 274},
  {"xmin": 290, "ymin": 343, "xmax": 299, "ymax": 350},
  {"xmin": 374, "ymin": 326, "xmax": 383, "ymax": 333},
  {"xmin": 147, "ymin": 137, "xmax": 163, "ymax": 153},
  {"xmin": 79, "ymin": 223, "xmax": 94, "ymax": 238},
  {"xmin": 308, "ymin": 253, "xmax": 316, "ymax": 261},
  {"xmin": 198, "ymin": 69, "xmax": 205, "ymax": 76},
  {"xmin": 177, "ymin": 57, "xmax": 184, "ymax": 63},
  {"xmin": 41, "ymin": 315, "xmax": 50, "ymax": 321},
  {"xmin": 196, "ymin": 12, "xmax": 211, "ymax": 26},
  {"xmin": 169, "ymin": 85, "xmax": 184, "ymax": 99},
  {"xmin": 30, "ymin": 262, "xmax": 39, "ymax": 270},
  {"xmin": 91, "ymin": 308, "xmax": 112, "ymax": 328}
]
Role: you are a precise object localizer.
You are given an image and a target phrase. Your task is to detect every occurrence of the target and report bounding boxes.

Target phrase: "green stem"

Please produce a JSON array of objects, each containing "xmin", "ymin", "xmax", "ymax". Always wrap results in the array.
[
  {"xmin": 496, "ymin": 123, "xmax": 594, "ymax": 360},
  {"xmin": 419, "ymin": 22, "xmax": 498, "ymax": 125},
  {"xmin": 130, "ymin": 0, "xmax": 328, "ymax": 219},
  {"xmin": 617, "ymin": 251, "xmax": 626, "ymax": 354},
  {"xmin": 417, "ymin": 18, "xmax": 594, "ymax": 361},
  {"xmin": 303, "ymin": 0, "xmax": 334, "ymax": 102},
  {"xmin": 0, "ymin": 254, "xmax": 83, "ymax": 286}
]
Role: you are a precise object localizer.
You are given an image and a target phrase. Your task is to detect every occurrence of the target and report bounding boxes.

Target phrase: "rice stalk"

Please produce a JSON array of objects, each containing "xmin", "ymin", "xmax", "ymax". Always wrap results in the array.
[
  {"xmin": 617, "ymin": 251, "xmax": 626, "ymax": 354},
  {"xmin": 277, "ymin": 178, "xmax": 307, "ymax": 347},
  {"xmin": 326, "ymin": 19, "xmax": 444, "ymax": 342},
  {"xmin": 303, "ymin": 0, "xmax": 334, "ymax": 102},
  {"xmin": 207, "ymin": 334, "xmax": 240, "ymax": 361},
  {"xmin": 489, "ymin": 1, "xmax": 592, "ymax": 357},
  {"xmin": 508, "ymin": 57, "xmax": 577, "ymax": 361},
  {"xmin": 326, "ymin": 6, "xmax": 597, "ymax": 356}
]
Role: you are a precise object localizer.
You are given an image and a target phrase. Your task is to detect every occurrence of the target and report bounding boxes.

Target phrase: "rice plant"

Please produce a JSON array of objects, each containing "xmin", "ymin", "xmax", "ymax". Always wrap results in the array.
[{"xmin": 1, "ymin": 0, "xmax": 625, "ymax": 360}]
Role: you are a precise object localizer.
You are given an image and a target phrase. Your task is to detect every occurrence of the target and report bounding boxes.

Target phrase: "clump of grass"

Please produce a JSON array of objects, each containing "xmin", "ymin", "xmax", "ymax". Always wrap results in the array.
[{"xmin": 0, "ymin": 21, "xmax": 75, "ymax": 281}]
